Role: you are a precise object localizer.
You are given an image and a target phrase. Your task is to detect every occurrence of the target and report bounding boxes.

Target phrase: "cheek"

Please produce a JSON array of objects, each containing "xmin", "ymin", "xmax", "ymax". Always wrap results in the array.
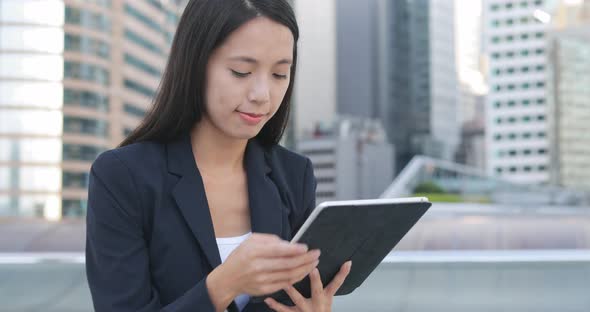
[
  {"xmin": 206, "ymin": 73, "xmax": 243, "ymax": 116},
  {"xmin": 269, "ymin": 83, "xmax": 289, "ymax": 114}
]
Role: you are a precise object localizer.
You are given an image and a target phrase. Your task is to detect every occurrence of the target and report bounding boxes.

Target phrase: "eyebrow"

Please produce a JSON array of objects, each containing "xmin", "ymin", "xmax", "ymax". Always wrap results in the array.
[{"xmin": 228, "ymin": 56, "xmax": 292, "ymax": 65}]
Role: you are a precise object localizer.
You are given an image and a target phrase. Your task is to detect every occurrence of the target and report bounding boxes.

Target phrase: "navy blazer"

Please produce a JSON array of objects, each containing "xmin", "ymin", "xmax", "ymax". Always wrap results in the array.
[{"xmin": 86, "ymin": 133, "xmax": 316, "ymax": 312}]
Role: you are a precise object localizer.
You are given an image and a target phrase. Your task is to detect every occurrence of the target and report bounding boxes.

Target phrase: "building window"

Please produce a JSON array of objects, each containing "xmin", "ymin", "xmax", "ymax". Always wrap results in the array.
[
  {"xmin": 124, "ymin": 79, "xmax": 156, "ymax": 98},
  {"xmin": 64, "ymin": 89, "xmax": 109, "ymax": 112},
  {"xmin": 524, "ymin": 166, "xmax": 532, "ymax": 172},
  {"xmin": 65, "ymin": 6, "xmax": 111, "ymax": 33},
  {"xmin": 494, "ymin": 101, "xmax": 502, "ymax": 108},
  {"xmin": 538, "ymin": 148, "xmax": 547, "ymax": 154},
  {"xmin": 508, "ymin": 117, "xmax": 517, "ymax": 123},
  {"xmin": 523, "ymin": 132, "xmax": 532, "ymax": 139},
  {"xmin": 494, "ymin": 134, "xmax": 502, "ymax": 140},
  {"xmin": 509, "ymin": 150, "xmax": 517, "ymax": 156},
  {"xmin": 63, "ymin": 144, "xmax": 106, "ymax": 161},
  {"xmin": 63, "ymin": 116, "xmax": 109, "ymax": 137},
  {"xmin": 508, "ymin": 100, "xmax": 516, "ymax": 107},
  {"xmin": 536, "ymin": 65, "xmax": 545, "ymax": 71},
  {"xmin": 535, "ymin": 32, "xmax": 544, "ymax": 39},
  {"xmin": 521, "ymin": 82, "xmax": 530, "ymax": 89},
  {"xmin": 314, "ymin": 163, "xmax": 335, "ymax": 170},
  {"xmin": 507, "ymin": 67, "xmax": 515, "ymax": 74},
  {"xmin": 124, "ymin": 29, "xmax": 163, "ymax": 55},
  {"xmin": 491, "ymin": 4, "xmax": 500, "ymax": 11},
  {"xmin": 536, "ymin": 81, "xmax": 545, "ymax": 88},
  {"xmin": 520, "ymin": 1, "xmax": 529, "ymax": 8},
  {"xmin": 537, "ymin": 98, "xmax": 546, "ymax": 105},
  {"xmin": 124, "ymin": 4, "xmax": 164, "ymax": 34},
  {"xmin": 124, "ymin": 103, "xmax": 147, "ymax": 118},
  {"xmin": 521, "ymin": 66, "xmax": 530, "ymax": 73},
  {"xmin": 316, "ymin": 177, "xmax": 335, "ymax": 183},
  {"xmin": 538, "ymin": 132, "xmax": 546, "ymax": 138},
  {"xmin": 124, "ymin": 53, "xmax": 162, "ymax": 78},
  {"xmin": 537, "ymin": 115, "xmax": 546, "ymax": 121},
  {"xmin": 523, "ymin": 149, "xmax": 532, "ymax": 155},
  {"xmin": 521, "ymin": 49, "xmax": 530, "ymax": 56},
  {"xmin": 535, "ymin": 48, "xmax": 544, "ymax": 55},
  {"xmin": 316, "ymin": 191, "xmax": 335, "ymax": 198},
  {"xmin": 63, "ymin": 171, "xmax": 90, "ymax": 188},
  {"xmin": 538, "ymin": 165, "xmax": 547, "ymax": 171},
  {"xmin": 522, "ymin": 99, "xmax": 531, "ymax": 106},
  {"xmin": 509, "ymin": 166, "xmax": 517, "ymax": 172},
  {"xmin": 62, "ymin": 199, "xmax": 87, "ymax": 217},
  {"xmin": 496, "ymin": 167, "xmax": 503, "ymax": 173},
  {"xmin": 65, "ymin": 34, "xmax": 110, "ymax": 59},
  {"xmin": 520, "ymin": 33, "xmax": 529, "ymax": 40},
  {"xmin": 522, "ymin": 116, "xmax": 531, "ymax": 122},
  {"xmin": 64, "ymin": 62, "xmax": 110, "ymax": 86}
]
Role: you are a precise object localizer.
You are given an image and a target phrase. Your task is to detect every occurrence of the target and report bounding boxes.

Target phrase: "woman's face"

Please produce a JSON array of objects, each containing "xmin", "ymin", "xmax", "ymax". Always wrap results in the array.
[{"xmin": 203, "ymin": 16, "xmax": 294, "ymax": 141}]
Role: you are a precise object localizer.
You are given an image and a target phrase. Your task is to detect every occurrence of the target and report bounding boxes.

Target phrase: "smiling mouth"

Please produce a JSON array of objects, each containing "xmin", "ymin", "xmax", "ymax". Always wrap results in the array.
[{"xmin": 236, "ymin": 111, "xmax": 266, "ymax": 117}]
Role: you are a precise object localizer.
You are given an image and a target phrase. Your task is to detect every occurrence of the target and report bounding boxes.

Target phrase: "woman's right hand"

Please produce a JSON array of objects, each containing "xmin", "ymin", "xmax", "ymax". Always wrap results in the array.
[
  {"xmin": 224, "ymin": 233, "xmax": 320, "ymax": 296},
  {"xmin": 206, "ymin": 232, "xmax": 320, "ymax": 311}
]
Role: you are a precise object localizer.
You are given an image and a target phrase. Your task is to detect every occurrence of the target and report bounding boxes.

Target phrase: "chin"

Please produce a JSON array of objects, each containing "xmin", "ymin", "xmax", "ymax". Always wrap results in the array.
[{"xmin": 228, "ymin": 128, "xmax": 261, "ymax": 141}]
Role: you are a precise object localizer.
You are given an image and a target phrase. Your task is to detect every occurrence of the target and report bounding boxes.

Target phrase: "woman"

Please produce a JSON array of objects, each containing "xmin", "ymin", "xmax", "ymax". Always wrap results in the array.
[{"xmin": 85, "ymin": 0, "xmax": 351, "ymax": 311}]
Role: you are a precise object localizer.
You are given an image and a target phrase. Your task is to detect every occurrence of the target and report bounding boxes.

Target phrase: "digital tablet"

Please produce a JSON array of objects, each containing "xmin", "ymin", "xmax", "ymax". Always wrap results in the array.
[{"xmin": 251, "ymin": 196, "xmax": 431, "ymax": 303}]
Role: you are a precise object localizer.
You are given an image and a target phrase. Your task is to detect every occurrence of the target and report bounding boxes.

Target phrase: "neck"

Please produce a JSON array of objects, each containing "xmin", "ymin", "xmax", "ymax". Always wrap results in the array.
[{"xmin": 190, "ymin": 117, "xmax": 248, "ymax": 175}]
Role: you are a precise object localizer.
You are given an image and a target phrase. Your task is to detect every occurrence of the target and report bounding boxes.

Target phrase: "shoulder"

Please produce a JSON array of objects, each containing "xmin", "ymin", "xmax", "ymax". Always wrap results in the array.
[
  {"xmin": 263, "ymin": 144, "xmax": 316, "ymax": 206},
  {"xmin": 265, "ymin": 144, "xmax": 313, "ymax": 178},
  {"xmin": 91, "ymin": 141, "xmax": 166, "ymax": 180}
]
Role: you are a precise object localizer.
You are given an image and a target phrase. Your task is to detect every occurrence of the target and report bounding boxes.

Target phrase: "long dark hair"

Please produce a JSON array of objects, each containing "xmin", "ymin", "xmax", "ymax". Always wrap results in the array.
[{"xmin": 119, "ymin": 0, "xmax": 299, "ymax": 147}]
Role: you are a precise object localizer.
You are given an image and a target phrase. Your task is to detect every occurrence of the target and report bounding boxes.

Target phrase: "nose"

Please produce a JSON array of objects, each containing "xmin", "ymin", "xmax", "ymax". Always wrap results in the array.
[{"xmin": 247, "ymin": 76, "xmax": 271, "ymax": 105}]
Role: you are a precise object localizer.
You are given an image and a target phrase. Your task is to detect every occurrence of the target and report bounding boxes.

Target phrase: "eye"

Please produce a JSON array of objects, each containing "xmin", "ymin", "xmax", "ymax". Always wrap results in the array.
[
  {"xmin": 273, "ymin": 73, "xmax": 288, "ymax": 79},
  {"xmin": 230, "ymin": 69, "xmax": 250, "ymax": 78}
]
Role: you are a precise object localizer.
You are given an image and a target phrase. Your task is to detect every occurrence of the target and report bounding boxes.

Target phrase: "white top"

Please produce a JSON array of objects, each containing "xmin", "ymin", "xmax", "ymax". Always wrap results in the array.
[{"xmin": 216, "ymin": 231, "xmax": 252, "ymax": 311}]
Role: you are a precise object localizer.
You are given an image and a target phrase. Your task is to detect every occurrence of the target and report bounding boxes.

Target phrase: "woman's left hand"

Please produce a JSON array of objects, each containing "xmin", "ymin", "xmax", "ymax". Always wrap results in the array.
[{"xmin": 264, "ymin": 261, "xmax": 352, "ymax": 312}]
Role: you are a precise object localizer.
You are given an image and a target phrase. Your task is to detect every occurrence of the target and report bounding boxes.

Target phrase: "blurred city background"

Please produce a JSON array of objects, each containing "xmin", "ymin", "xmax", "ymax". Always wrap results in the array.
[{"xmin": 1, "ymin": 0, "xmax": 590, "ymax": 311}]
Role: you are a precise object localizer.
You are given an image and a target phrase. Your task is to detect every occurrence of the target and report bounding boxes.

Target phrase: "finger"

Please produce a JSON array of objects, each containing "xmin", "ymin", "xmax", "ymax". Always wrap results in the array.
[
  {"xmin": 261, "ymin": 259, "xmax": 319, "ymax": 284},
  {"xmin": 284, "ymin": 285, "xmax": 308, "ymax": 308},
  {"xmin": 325, "ymin": 261, "xmax": 352, "ymax": 297},
  {"xmin": 310, "ymin": 268, "xmax": 324, "ymax": 300},
  {"xmin": 264, "ymin": 297, "xmax": 297, "ymax": 312},
  {"xmin": 257, "ymin": 241, "xmax": 309, "ymax": 257},
  {"xmin": 258, "ymin": 249, "xmax": 321, "ymax": 272}
]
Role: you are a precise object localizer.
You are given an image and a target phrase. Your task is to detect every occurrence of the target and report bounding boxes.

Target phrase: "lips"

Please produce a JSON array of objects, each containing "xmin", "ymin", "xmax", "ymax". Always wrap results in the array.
[
  {"xmin": 236, "ymin": 110, "xmax": 266, "ymax": 125},
  {"xmin": 237, "ymin": 111, "xmax": 265, "ymax": 117}
]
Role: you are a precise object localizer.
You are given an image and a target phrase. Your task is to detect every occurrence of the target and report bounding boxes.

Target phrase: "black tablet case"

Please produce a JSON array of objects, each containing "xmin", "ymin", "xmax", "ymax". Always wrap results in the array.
[{"xmin": 251, "ymin": 200, "xmax": 431, "ymax": 303}]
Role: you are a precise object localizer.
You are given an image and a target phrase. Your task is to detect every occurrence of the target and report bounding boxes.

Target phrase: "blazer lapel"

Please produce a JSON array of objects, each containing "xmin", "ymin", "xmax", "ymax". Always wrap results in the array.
[
  {"xmin": 167, "ymin": 134, "xmax": 221, "ymax": 270},
  {"xmin": 165, "ymin": 135, "xmax": 286, "ymax": 271},
  {"xmin": 244, "ymin": 139, "xmax": 284, "ymax": 238}
]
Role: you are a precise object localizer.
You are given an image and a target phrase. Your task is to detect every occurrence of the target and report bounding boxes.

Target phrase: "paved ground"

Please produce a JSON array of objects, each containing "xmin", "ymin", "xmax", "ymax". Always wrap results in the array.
[
  {"xmin": 2, "ymin": 203, "xmax": 590, "ymax": 311},
  {"xmin": 1, "ymin": 255, "xmax": 590, "ymax": 312}
]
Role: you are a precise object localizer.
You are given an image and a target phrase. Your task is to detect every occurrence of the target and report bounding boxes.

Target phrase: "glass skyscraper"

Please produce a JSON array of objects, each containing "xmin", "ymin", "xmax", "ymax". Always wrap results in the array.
[{"xmin": 0, "ymin": 0, "xmax": 185, "ymax": 219}]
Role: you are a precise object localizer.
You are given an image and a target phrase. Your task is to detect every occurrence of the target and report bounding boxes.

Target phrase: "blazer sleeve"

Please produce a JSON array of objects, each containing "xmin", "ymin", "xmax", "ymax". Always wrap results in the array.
[{"xmin": 86, "ymin": 151, "xmax": 217, "ymax": 312}]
